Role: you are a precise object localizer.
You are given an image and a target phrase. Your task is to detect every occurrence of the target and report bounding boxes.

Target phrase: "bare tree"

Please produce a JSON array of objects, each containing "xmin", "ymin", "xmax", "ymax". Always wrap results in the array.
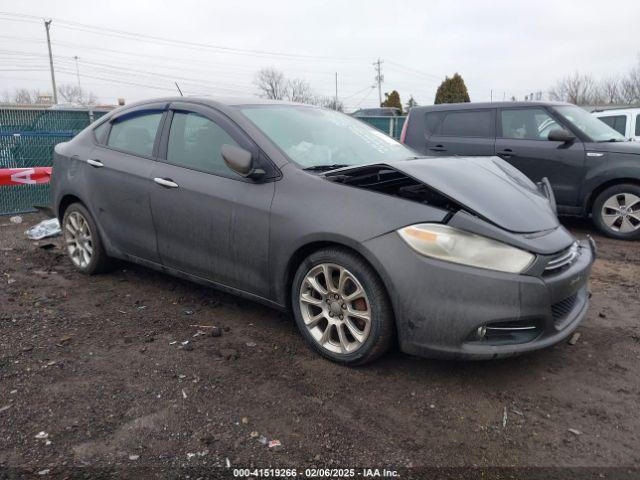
[
  {"xmin": 549, "ymin": 72, "xmax": 597, "ymax": 105},
  {"xmin": 57, "ymin": 84, "xmax": 98, "ymax": 105},
  {"xmin": 254, "ymin": 68, "xmax": 288, "ymax": 100},
  {"xmin": 316, "ymin": 96, "xmax": 344, "ymax": 112},
  {"xmin": 13, "ymin": 88, "xmax": 40, "ymax": 104},
  {"xmin": 286, "ymin": 78, "xmax": 314, "ymax": 103},
  {"xmin": 620, "ymin": 62, "xmax": 640, "ymax": 104},
  {"xmin": 597, "ymin": 77, "xmax": 622, "ymax": 105}
]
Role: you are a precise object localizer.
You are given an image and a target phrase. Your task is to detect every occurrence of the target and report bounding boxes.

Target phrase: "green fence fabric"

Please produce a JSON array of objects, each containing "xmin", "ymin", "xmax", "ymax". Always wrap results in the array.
[
  {"xmin": 357, "ymin": 116, "xmax": 406, "ymax": 139},
  {"xmin": 0, "ymin": 108, "xmax": 108, "ymax": 215}
]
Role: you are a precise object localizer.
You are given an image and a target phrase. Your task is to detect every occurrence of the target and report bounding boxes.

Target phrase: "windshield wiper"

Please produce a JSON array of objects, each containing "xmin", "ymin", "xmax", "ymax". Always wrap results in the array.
[
  {"xmin": 597, "ymin": 138, "xmax": 622, "ymax": 143},
  {"xmin": 303, "ymin": 164, "xmax": 350, "ymax": 172}
]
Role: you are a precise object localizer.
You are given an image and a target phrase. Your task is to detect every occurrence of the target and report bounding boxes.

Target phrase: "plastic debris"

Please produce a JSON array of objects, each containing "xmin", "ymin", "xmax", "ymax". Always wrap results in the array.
[
  {"xmin": 568, "ymin": 428, "xmax": 582, "ymax": 436},
  {"xmin": 25, "ymin": 218, "xmax": 61, "ymax": 240},
  {"xmin": 250, "ymin": 431, "xmax": 259, "ymax": 438},
  {"xmin": 38, "ymin": 469, "xmax": 50, "ymax": 476},
  {"xmin": 225, "ymin": 458, "xmax": 231, "ymax": 468},
  {"xmin": 129, "ymin": 454, "xmax": 139, "ymax": 461},
  {"xmin": 502, "ymin": 407, "xmax": 508, "ymax": 428},
  {"xmin": 241, "ymin": 417, "xmax": 249, "ymax": 424},
  {"xmin": 35, "ymin": 431, "xmax": 49, "ymax": 439},
  {"xmin": 258, "ymin": 435, "xmax": 268, "ymax": 445},
  {"xmin": 0, "ymin": 405, "xmax": 11, "ymax": 413},
  {"xmin": 9, "ymin": 216, "xmax": 23, "ymax": 224},
  {"xmin": 182, "ymin": 388, "xmax": 187, "ymax": 399},
  {"xmin": 268, "ymin": 439, "xmax": 282, "ymax": 448},
  {"xmin": 246, "ymin": 342, "xmax": 257, "ymax": 347},
  {"xmin": 568, "ymin": 332, "xmax": 581, "ymax": 345}
]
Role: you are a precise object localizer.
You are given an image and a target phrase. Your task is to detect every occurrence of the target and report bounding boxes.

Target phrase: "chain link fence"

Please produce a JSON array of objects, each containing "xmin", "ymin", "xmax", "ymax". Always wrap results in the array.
[{"xmin": 0, "ymin": 107, "xmax": 109, "ymax": 216}]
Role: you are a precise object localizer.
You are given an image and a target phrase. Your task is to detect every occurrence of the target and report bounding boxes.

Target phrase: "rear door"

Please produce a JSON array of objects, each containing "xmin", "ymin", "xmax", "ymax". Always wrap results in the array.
[
  {"xmin": 149, "ymin": 102, "xmax": 274, "ymax": 297},
  {"xmin": 425, "ymin": 108, "xmax": 495, "ymax": 156},
  {"xmin": 85, "ymin": 103, "xmax": 166, "ymax": 262},
  {"xmin": 495, "ymin": 106, "xmax": 585, "ymax": 207}
]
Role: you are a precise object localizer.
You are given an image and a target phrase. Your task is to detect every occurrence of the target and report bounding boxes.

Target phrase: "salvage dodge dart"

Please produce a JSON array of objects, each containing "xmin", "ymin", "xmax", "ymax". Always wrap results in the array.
[{"xmin": 51, "ymin": 98, "xmax": 595, "ymax": 365}]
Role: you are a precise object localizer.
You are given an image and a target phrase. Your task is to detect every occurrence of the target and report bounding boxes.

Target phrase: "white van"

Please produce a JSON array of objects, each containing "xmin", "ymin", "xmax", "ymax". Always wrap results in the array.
[{"xmin": 592, "ymin": 107, "xmax": 640, "ymax": 141}]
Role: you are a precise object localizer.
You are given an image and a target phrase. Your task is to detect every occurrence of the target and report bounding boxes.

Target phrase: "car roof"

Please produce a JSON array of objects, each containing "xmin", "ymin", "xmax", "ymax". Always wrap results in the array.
[{"xmin": 409, "ymin": 101, "xmax": 573, "ymax": 112}]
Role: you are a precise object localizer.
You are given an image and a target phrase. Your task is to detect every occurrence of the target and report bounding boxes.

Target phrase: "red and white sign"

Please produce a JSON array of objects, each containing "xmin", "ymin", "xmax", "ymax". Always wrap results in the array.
[{"xmin": 0, "ymin": 167, "xmax": 52, "ymax": 186}]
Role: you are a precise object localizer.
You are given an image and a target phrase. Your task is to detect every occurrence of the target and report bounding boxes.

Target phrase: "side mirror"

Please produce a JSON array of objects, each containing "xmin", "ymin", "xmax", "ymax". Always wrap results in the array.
[
  {"xmin": 548, "ymin": 128, "xmax": 576, "ymax": 143},
  {"xmin": 221, "ymin": 144, "xmax": 265, "ymax": 179}
]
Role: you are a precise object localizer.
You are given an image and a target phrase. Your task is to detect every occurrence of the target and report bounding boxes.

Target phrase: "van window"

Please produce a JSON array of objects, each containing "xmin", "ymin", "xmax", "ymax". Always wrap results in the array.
[
  {"xmin": 166, "ymin": 111, "xmax": 240, "ymax": 177},
  {"xmin": 424, "ymin": 111, "xmax": 445, "ymax": 136},
  {"xmin": 598, "ymin": 115, "xmax": 627, "ymax": 136},
  {"xmin": 107, "ymin": 111, "xmax": 163, "ymax": 156},
  {"xmin": 440, "ymin": 110, "xmax": 493, "ymax": 138},
  {"xmin": 500, "ymin": 108, "xmax": 559, "ymax": 140},
  {"xmin": 636, "ymin": 115, "xmax": 640, "ymax": 136}
]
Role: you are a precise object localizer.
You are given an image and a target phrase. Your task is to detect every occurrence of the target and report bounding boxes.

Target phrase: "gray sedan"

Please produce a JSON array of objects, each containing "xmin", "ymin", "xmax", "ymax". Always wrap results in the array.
[{"xmin": 51, "ymin": 97, "xmax": 595, "ymax": 364}]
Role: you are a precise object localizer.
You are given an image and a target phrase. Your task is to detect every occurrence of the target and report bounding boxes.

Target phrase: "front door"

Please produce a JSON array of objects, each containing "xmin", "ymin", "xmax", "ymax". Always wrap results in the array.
[
  {"xmin": 495, "ymin": 106, "xmax": 586, "ymax": 207},
  {"xmin": 149, "ymin": 103, "xmax": 274, "ymax": 298}
]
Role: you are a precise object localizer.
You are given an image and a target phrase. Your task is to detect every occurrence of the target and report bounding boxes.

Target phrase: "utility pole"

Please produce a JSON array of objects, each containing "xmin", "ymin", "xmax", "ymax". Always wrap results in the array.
[
  {"xmin": 334, "ymin": 72, "xmax": 338, "ymax": 110},
  {"xmin": 373, "ymin": 58, "xmax": 384, "ymax": 106},
  {"xmin": 73, "ymin": 56, "xmax": 81, "ymax": 91},
  {"xmin": 44, "ymin": 19, "xmax": 58, "ymax": 104}
]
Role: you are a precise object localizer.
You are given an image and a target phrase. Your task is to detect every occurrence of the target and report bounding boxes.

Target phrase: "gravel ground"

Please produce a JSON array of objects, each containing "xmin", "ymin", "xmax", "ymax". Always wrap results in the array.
[{"xmin": 1, "ymin": 213, "xmax": 639, "ymax": 478}]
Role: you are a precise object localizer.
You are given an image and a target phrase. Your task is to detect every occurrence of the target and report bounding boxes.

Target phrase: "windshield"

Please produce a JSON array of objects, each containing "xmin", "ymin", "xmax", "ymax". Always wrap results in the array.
[
  {"xmin": 553, "ymin": 105, "xmax": 625, "ymax": 142},
  {"xmin": 240, "ymin": 105, "xmax": 415, "ymax": 168}
]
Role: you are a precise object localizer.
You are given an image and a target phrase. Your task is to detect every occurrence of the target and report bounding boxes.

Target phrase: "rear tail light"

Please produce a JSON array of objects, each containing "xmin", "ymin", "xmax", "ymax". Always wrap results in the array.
[{"xmin": 399, "ymin": 112, "xmax": 410, "ymax": 143}]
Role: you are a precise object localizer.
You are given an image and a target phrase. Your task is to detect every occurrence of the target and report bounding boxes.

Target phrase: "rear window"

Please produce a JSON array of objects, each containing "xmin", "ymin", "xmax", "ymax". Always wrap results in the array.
[
  {"xmin": 107, "ymin": 111, "xmax": 163, "ymax": 157},
  {"xmin": 598, "ymin": 115, "xmax": 627, "ymax": 136},
  {"xmin": 440, "ymin": 110, "xmax": 493, "ymax": 138}
]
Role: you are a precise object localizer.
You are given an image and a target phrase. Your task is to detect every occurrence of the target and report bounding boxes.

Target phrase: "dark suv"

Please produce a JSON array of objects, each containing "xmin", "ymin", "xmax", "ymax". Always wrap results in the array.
[{"xmin": 401, "ymin": 101, "xmax": 640, "ymax": 240}]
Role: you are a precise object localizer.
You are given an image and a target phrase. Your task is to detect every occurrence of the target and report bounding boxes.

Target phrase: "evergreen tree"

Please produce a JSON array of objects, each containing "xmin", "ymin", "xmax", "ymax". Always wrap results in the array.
[
  {"xmin": 381, "ymin": 90, "xmax": 402, "ymax": 113},
  {"xmin": 405, "ymin": 95, "xmax": 418, "ymax": 111},
  {"xmin": 434, "ymin": 73, "xmax": 470, "ymax": 104}
]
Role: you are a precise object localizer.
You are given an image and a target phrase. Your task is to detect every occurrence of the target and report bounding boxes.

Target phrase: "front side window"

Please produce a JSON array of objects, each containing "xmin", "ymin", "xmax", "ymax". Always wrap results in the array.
[
  {"xmin": 597, "ymin": 115, "xmax": 627, "ymax": 136},
  {"xmin": 553, "ymin": 105, "xmax": 624, "ymax": 142},
  {"xmin": 107, "ymin": 111, "xmax": 163, "ymax": 156},
  {"xmin": 440, "ymin": 110, "xmax": 493, "ymax": 138},
  {"xmin": 93, "ymin": 121, "xmax": 110, "ymax": 144},
  {"xmin": 500, "ymin": 108, "xmax": 559, "ymax": 140},
  {"xmin": 240, "ymin": 105, "xmax": 415, "ymax": 169},
  {"xmin": 166, "ymin": 111, "xmax": 240, "ymax": 176}
]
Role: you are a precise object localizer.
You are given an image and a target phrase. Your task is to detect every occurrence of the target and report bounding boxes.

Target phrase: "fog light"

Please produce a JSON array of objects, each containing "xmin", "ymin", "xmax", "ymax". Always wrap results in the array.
[{"xmin": 477, "ymin": 326, "xmax": 487, "ymax": 339}]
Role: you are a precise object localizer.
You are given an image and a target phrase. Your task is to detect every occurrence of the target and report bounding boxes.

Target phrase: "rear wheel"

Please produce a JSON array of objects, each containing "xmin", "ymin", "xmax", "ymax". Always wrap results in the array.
[
  {"xmin": 62, "ymin": 203, "xmax": 113, "ymax": 274},
  {"xmin": 592, "ymin": 184, "xmax": 640, "ymax": 240},
  {"xmin": 291, "ymin": 248, "xmax": 394, "ymax": 365}
]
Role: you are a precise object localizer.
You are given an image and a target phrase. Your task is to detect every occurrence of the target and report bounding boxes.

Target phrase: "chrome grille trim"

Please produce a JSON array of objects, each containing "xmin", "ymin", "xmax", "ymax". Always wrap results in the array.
[{"xmin": 545, "ymin": 242, "xmax": 580, "ymax": 272}]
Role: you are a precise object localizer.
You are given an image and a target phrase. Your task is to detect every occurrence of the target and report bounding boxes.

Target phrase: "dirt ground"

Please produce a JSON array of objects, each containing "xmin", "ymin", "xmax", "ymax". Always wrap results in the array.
[{"xmin": 1, "ymin": 212, "xmax": 639, "ymax": 478}]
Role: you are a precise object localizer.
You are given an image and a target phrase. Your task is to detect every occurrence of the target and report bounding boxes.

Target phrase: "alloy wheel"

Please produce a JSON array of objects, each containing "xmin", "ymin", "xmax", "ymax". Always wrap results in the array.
[
  {"xmin": 299, "ymin": 263, "xmax": 372, "ymax": 355},
  {"xmin": 64, "ymin": 211, "xmax": 94, "ymax": 269},
  {"xmin": 601, "ymin": 192, "xmax": 640, "ymax": 233}
]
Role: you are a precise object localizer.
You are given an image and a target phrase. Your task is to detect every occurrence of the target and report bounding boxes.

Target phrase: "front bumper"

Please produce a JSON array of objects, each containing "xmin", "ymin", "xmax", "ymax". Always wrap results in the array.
[{"xmin": 364, "ymin": 234, "xmax": 595, "ymax": 360}]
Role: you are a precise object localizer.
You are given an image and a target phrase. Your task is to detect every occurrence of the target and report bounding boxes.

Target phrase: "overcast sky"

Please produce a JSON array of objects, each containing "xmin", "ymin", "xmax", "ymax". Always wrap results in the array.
[{"xmin": 0, "ymin": 0, "xmax": 638, "ymax": 110}]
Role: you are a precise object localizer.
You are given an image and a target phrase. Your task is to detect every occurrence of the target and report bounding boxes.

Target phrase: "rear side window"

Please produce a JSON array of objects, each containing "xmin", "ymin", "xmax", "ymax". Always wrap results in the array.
[
  {"xmin": 500, "ymin": 108, "xmax": 559, "ymax": 140},
  {"xmin": 440, "ymin": 110, "xmax": 493, "ymax": 138},
  {"xmin": 424, "ymin": 111, "xmax": 445, "ymax": 136},
  {"xmin": 636, "ymin": 115, "xmax": 640, "ymax": 136},
  {"xmin": 166, "ymin": 111, "xmax": 240, "ymax": 177},
  {"xmin": 598, "ymin": 115, "xmax": 627, "ymax": 136},
  {"xmin": 107, "ymin": 111, "xmax": 163, "ymax": 157}
]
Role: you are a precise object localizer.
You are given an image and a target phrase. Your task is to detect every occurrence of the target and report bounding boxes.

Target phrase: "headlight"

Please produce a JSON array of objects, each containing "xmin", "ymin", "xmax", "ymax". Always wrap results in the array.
[{"xmin": 397, "ymin": 224, "xmax": 535, "ymax": 274}]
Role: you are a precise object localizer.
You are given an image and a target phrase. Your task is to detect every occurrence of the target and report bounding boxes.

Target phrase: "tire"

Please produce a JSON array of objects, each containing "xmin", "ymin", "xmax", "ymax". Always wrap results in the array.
[
  {"xmin": 592, "ymin": 184, "xmax": 640, "ymax": 240},
  {"xmin": 62, "ymin": 203, "xmax": 113, "ymax": 274},
  {"xmin": 291, "ymin": 247, "xmax": 394, "ymax": 365}
]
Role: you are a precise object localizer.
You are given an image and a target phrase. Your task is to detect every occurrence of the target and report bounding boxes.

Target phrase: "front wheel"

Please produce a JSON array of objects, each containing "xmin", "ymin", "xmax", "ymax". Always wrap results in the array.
[
  {"xmin": 592, "ymin": 184, "xmax": 640, "ymax": 240},
  {"xmin": 291, "ymin": 248, "xmax": 394, "ymax": 365}
]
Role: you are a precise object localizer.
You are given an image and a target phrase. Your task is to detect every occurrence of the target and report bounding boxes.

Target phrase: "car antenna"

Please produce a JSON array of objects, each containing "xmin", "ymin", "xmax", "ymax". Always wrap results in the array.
[{"xmin": 175, "ymin": 82, "xmax": 184, "ymax": 97}]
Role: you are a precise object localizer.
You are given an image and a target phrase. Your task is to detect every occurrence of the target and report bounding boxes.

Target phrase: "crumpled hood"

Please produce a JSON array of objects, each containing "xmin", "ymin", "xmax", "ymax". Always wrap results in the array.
[
  {"xmin": 390, "ymin": 156, "xmax": 559, "ymax": 233},
  {"xmin": 586, "ymin": 140, "xmax": 640, "ymax": 155}
]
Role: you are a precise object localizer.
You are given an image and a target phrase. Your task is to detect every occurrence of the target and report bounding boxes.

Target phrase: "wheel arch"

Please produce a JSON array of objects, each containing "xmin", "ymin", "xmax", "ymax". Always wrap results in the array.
[
  {"xmin": 585, "ymin": 178, "xmax": 640, "ymax": 214},
  {"xmin": 57, "ymin": 194, "xmax": 85, "ymax": 221},
  {"xmin": 282, "ymin": 240, "xmax": 398, "ymax": 324}
]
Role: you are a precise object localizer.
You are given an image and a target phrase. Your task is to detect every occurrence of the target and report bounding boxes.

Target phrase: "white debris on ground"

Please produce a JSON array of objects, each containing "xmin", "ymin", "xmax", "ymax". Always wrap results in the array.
[{"xmin": 25, "ymin": 218, "xmax": 61, "ymax": 240}]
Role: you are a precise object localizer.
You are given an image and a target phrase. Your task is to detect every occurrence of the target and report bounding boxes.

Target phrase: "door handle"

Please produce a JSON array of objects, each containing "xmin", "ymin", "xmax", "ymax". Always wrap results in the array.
[
  {"xmin": 153, "ymin": 177, "xmax": 179, "ymax": 189},
  {"xmin": 428, "ymin": 145, "xmax": 447, "ymax": 152},
  {"xmin": 86, "ymin": 159, "xmax": 104, "ymax": 168},
  {"xmin": 497, "ymin": 149, "xmax": 515, "ymax": 158}
]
